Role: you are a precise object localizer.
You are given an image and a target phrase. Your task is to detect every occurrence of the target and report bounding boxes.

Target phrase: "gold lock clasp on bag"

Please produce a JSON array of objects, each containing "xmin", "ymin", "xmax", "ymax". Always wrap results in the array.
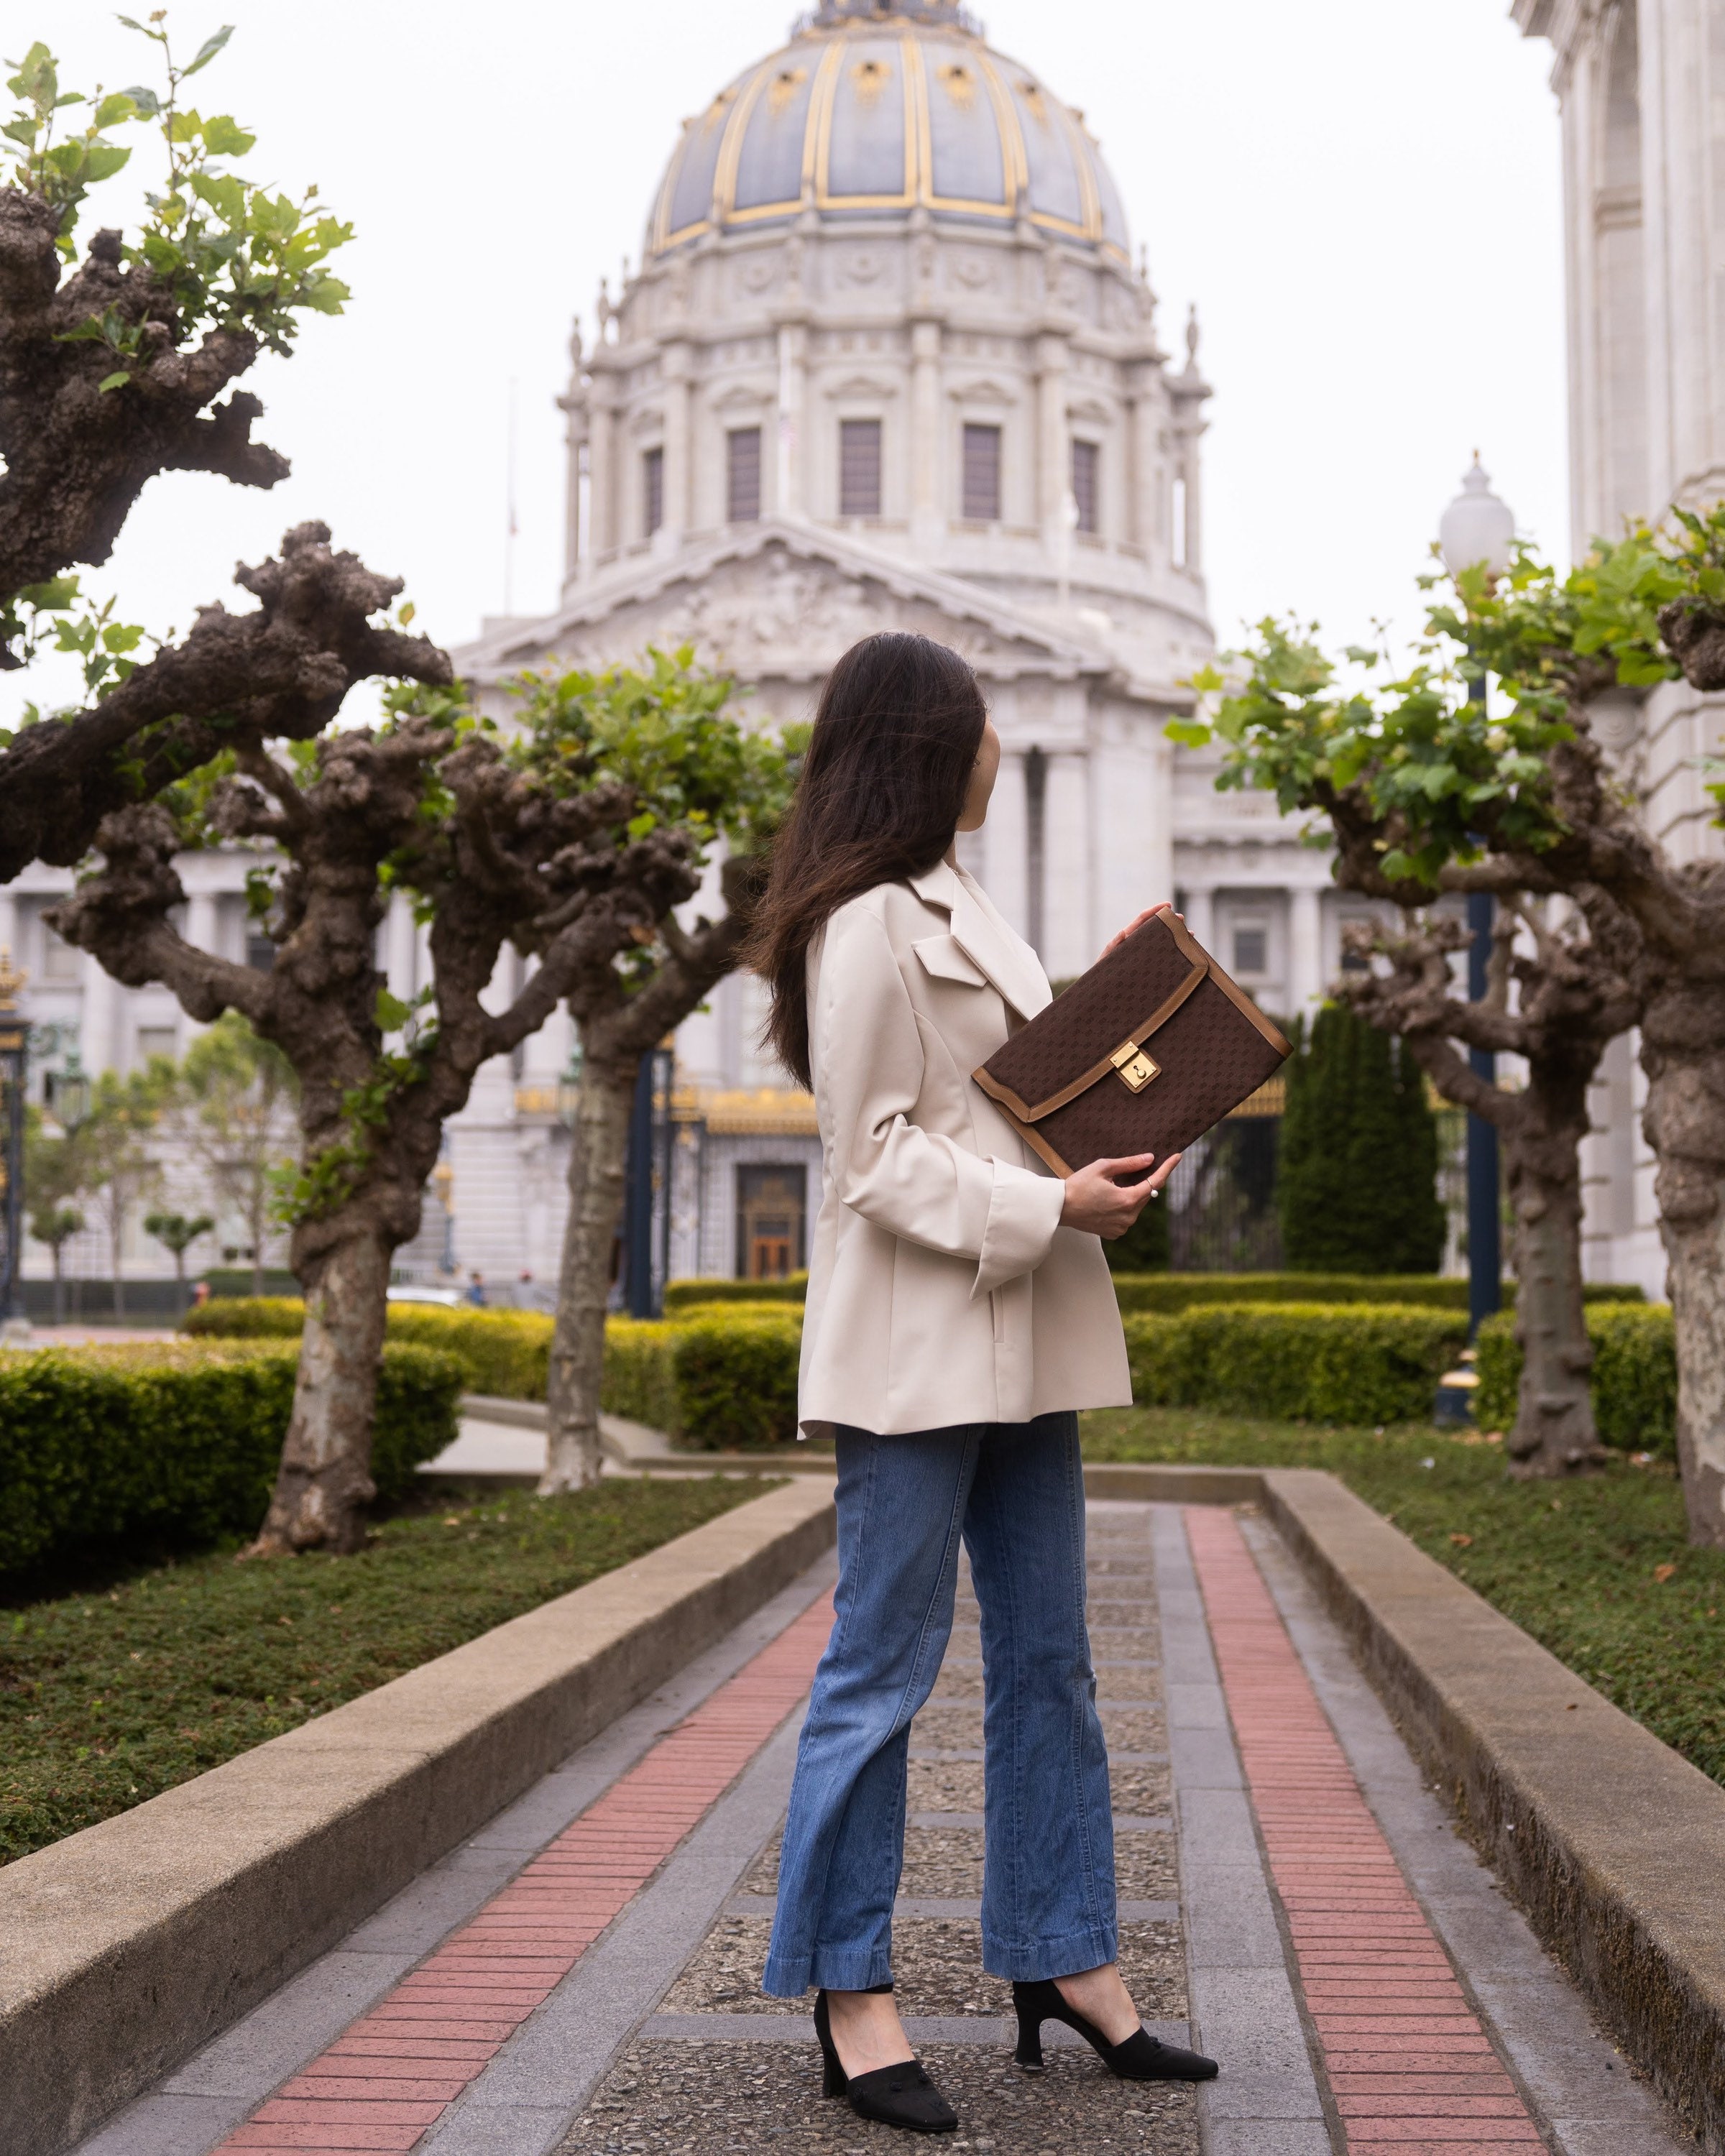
[{"xmin": 1110, "ymin": 1040, "xmax": 1161, "ymax": 1093}]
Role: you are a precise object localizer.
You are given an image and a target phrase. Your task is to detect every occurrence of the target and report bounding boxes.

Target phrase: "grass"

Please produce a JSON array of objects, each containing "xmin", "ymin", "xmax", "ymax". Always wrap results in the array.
[
  {"xmin": 0, "ymin": 1476, "xmax": 780, "ymax": 1866},
  {"xmin": 1081, "ymin": 1407, "xmax": 1725, "ymax": 1788}
]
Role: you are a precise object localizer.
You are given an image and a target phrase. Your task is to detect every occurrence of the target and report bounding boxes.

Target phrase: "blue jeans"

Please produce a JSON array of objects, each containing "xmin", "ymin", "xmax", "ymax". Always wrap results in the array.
[{"xmin": 763, "ymin": 1412, "xmax": 1116, "ymax": 1996}]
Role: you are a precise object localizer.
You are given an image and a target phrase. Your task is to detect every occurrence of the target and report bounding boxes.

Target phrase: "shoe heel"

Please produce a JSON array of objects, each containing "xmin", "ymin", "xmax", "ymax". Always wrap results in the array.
[
  {"xmin": 1014, "ymin": 2008, "xmax": 1045, "ymax": 2073},
  {"xmin": 821, "ymin": 2050, "xmax": 847, "ymax": 2100}
]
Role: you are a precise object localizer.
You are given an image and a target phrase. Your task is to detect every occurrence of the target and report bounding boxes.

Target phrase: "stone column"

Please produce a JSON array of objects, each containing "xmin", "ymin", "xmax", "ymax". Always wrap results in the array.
[
  {"xmin": 776, "ymin": 317, "xmax": 809, "ymax": 519},
  {"xmin": 1180, "ymin": 884, "xmax": 1214, "ymax": 955},
  {"xmin": 660, "ymin": 336, "xmax": 691, "ymax": 550},
  {"xmin": 1092, "ymin": 713, "xmax": 1174, "ymax": 942},
  {"xmin": 1042, "ymin": 750, "xmax": 1091, "ymax": 980},
  {"xmin": 385, "ymin": 893, "xmax": 418, "ymax": 1004},
  {"xmin": 988, "ymin": 748, "xmax": 1031, "ymax": 939},
  {"xmin": 909, "ymin": 317, "xmax": 943, "ymax": 545},
  {"xmin": 586, "ymin": 369, "xmax": 617, "ymax": 563},
  {"xmin": 185, "ymin": 890, "xmax": 217, "ymax": 958},
  {"xmin": 1289, "ymin": 885, "xmax": 1323, "ymax": 1015},
  {"xmin": 1129, "ymin": 369, "xmax": 1164, "ymax": 559},
  {"xmin": 558, "ymin": 323, "xmax": 587, "ymax": 592},
  {"xmin": 1639, "ymin": 0, "xmax": 1725, "ymax": 514},
  {"xmin": 1036, "ymin": 331, "xmax": 1070, "ymax": 545}
]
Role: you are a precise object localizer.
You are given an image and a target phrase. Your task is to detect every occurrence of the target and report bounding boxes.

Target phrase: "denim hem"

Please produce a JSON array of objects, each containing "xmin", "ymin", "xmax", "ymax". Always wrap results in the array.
[
  {"xmin": 980, "ymin": 1917, "xmax": 1120, "ymax": 1984},
  {"xmin": 762, "ymin": 1945, "xmax": 893, "ymax": 1997}
]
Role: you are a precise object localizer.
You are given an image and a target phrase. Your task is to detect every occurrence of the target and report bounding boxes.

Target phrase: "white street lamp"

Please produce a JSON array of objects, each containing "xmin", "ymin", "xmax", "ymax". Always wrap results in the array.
[{"xmin": 1439, "ymin": 454, "xmax": 1517, "ymax": 580}]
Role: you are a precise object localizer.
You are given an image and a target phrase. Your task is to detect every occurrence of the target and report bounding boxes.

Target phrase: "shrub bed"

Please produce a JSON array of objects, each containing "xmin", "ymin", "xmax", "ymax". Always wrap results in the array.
[
  {"xmin": 0, "ymin": 1342, "xmax": 463, "ymax": 1581},
  {"xmin": 1123, "ymin": 1302, "xmax": 1466, "ymax": 1427},
  {"xmin": 1473, "ymin": 1304, "xmax": 1678, "ymax": 1457},
  {"xmin": 663, "ymin": 1275, "xmax": 809, "ymax": 1311},
  {"xmin": 1109, "ymin": 1273, "xmax": 1645, "ymax": 1315},
  {"xmin": 185, "ymin": 1296, "xmax": 553, "ymax": 1401},
  {"xmin": 602, "ymin": 1303, "xmax": 802, "ymax": 1447}
]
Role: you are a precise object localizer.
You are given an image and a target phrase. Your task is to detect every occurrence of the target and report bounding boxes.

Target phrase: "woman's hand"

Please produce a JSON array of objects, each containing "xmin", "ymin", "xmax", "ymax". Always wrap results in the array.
[
  {"xmin": 1101, "ymin": 903, "xmax": 1175, "ymax": 959},
  {"xmin": 1060, "ymin": 1152, "xmax": 1182, "ymax": 1238}
]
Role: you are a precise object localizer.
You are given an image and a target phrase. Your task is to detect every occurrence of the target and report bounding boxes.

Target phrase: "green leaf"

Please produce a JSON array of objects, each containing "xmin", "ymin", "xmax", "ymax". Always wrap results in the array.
[
  {"xmin": 299, "ymin": 275, "xmax": 349, "ymax": 315},
  {"xmin": 1163, "ymin": 717, "xmax": 1212, "ymax": 748},
  {"xmin": 92, "ymin": 90, "xmax": 139, "ymax": 126},
  {"xmin": 121, "ymin": 81, "xmax": 162, "ymax": 116},
  {"xmin": 98, "ymin": 369, "xmax": 132, "ymax": 392},
  {"xmin": 374, "ymin": 988, "xmax": 413, "ymax": 1033},
  {"xmin": 183, "ymin": 24, "xmax": 236, "ymax": 78},
  {"xmin": 20, "ymin": 576, "xmax": 80, "ymax": 610},
  {"xmin": 81, "ymin": 142, "xmax": 132, "ymax": 183},
  {"xmin": 201, "ymin": 111, "xmax": 254, "ymax": 156}
]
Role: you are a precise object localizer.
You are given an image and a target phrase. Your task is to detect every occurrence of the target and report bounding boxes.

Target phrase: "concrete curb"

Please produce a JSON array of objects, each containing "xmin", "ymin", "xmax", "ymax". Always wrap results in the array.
[
  {"xmin": 0, "ymin": 1478, "xmax": 837, "ymax": 2156},
  {"xmin": 1258, "ymin": 1465, "xmax": 1725, "ymax": 2156}
]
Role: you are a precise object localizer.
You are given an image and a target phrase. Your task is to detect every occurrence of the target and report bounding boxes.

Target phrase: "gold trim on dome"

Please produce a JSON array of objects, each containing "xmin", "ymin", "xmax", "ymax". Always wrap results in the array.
[
  {"xmin": 766, "ymin": 65, "xmax": 807, "ymax": 116},
  {"xmin": 711, "ymin": 55, "xmax": 773, "ymax": 226},
  {"xmin": 650, "ymin": 22, "xmax": 1116, "ymax": 254}
]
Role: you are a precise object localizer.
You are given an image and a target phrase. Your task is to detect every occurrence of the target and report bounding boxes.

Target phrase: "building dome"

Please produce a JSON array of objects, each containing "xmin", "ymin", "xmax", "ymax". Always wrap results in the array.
[{"xmin": 648, "ymin": 0, "xmax": 1130, "ymax": 262}]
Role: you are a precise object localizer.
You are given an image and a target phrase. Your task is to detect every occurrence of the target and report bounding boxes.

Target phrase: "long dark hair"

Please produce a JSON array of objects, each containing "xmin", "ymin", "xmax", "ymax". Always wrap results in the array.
[{"xmin": 747, "ymin": 632, "xmax": 988, "ymax": 1089}]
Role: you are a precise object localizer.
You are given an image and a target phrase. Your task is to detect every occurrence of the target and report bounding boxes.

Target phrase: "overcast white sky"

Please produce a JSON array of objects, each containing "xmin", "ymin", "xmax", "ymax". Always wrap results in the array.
[{"xmin": 17, "ymin": 0, "xmax": 1566, "ymax": 718}]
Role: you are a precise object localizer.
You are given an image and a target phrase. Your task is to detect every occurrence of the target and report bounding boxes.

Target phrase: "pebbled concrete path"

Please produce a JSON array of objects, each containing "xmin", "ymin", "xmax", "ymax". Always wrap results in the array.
[{"xmin": 73, "ymin": 1498, "xmax": 1689, "ymax": 2156}]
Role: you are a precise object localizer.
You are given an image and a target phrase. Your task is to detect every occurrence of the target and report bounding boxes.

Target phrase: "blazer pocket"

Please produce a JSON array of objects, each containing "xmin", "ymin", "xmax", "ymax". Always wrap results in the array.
[{"xmin": 914, "ymin": 934, "xmax": 990, "ymax": 990}]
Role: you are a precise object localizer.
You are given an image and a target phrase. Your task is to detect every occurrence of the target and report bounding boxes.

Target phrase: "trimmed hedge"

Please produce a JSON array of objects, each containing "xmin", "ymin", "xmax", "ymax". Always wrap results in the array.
[
  {"xmin": 0, "ymin": 1341, "xmax": 464, "ymax": 1579},
  {"xmin": 662, "ymin": 1275, "xmax": 809, "ymax": 1312},
  {"xmin": 1123, "ymin": 1302, "xmax": 1466, "ymax": 1427},
  {"xmin": 1473, "ymin": 1304, "xmax": 1678, "ymax": 1457},
  {"xmin": 1109, "ymin": 1273, "xmax": 1645, "ymax": 1315},
  {"xmin": 603, "ymin": 1304, "xmax": 802, "ymax": 1449},
  {"xmin": 185, "ymin": 1297, "xmax": 553, "ymax": 1401}
]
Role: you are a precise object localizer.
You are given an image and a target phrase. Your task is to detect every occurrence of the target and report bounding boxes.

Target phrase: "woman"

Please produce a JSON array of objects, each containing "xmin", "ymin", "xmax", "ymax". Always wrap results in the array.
[{"xmin": 748, "ymin": 632, "xmax": 1220, "ymax": 2134}]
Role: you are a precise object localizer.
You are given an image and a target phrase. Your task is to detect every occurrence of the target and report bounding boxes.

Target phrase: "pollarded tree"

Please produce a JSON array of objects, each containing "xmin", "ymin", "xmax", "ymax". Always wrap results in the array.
[
  {"xmin": 1338, "ymin": 900, "xmax": 1642, "ymax": 1475},
  {"xmin": 516, "ymin": 653, "xmax": 799, "ymax": 1493},
  {"xmin": 51, "ymin": 694, "xmax": 704, "ymax": 1552},
  {"xmin": 74, "ymin": 1062, "xmax": 172, "ymax": 1318},
  {"xmin": 1184, "ymin": 516, "xmax": 1725, "ymax": 1537},
  {"xmin": 0, "ymin": 24, "xmax": 448, "ymax": 880},
  {"xmin": 1277, "ymin": 1004, "xmax": 1446, "ymax": 1276},
  {"xmin": 23, "ymin": 1105, "xmax": 84, "ymax": 1323}
]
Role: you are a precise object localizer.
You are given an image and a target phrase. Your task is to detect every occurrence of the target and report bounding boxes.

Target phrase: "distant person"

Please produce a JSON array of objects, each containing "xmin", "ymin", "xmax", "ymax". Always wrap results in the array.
[
  {"xmin": 190, "ymin": 1280, "xmax": 211, "ymax": 1309},
  {"xmin": 466, "ymin": 1271, "xmax": 487, "ymax": 1307}
]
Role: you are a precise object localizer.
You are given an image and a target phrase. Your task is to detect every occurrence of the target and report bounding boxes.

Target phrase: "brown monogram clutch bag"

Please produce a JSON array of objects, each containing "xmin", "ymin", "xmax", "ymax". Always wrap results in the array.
[{"xmin": 972, "ymin": 911, "xmax": 1292, "ymax": 1179}]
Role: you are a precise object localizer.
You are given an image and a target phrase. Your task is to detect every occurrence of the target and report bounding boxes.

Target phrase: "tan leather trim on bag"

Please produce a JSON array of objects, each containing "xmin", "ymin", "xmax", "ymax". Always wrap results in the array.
[
  {"xmin": 985, "ymin": 1100, "xmax": 1075, "ymax": 1178},
  {"xmin": 970, "ymin": 956, "xmax": 1211, "ymax": 1123},
  {"xmin": 1163, "ymin": 909, "xmax": 1294, "ymax": 1058}
]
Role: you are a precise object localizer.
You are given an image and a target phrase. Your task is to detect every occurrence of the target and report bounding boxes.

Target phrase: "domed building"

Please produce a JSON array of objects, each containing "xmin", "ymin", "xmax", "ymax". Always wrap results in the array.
[{"xmin": 446, "ymin": 0, "xmax": 1341, "ymax": 1286}]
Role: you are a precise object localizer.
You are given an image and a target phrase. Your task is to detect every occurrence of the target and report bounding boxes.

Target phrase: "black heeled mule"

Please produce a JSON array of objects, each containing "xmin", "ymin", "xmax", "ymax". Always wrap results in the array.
[
  {"xmin": 813, "ymin": 1986, "xmax": 960, "ymax": 2134},
  {"xmin": 1012, "ymin": 1976, "xmax": 1219, "ymax": 2081}
]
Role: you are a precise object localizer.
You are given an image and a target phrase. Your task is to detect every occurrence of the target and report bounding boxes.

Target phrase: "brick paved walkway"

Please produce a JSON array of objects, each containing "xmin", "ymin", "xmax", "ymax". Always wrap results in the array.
[
  {"xmin": 78, "ymin": 1498, "xmax": 1689, "ymax": 2156},
  {"xmin": 1187, "ymin": 1507, "xmax": 1540, "ymax": 2155}
]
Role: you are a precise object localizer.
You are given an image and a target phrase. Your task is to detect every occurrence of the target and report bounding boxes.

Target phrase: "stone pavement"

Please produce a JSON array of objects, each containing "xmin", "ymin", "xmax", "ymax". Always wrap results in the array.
[{"xmin": 73, "ymin": 1501, "xmax": 1689, "ymax": 2156}]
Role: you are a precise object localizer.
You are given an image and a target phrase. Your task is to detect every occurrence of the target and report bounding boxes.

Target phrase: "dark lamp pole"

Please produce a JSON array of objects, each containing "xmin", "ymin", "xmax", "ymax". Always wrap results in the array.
[
  {"xmin": 1438, "ymin": 458, "xmax": 1516, "ymax": 1340},
  {"xmin": 0, "ymin": 949, "xmax": 30, "ymax": 1331}
]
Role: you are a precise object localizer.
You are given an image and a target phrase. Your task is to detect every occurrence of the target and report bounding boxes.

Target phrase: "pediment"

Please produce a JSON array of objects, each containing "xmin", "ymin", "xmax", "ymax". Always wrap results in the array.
[{"xmin": 462, "ymin": 525, "xmax": 1102, "ymax": 688}]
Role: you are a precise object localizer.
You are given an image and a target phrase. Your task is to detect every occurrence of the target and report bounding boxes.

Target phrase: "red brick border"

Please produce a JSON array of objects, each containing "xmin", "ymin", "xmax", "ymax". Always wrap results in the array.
[
  {"xmin": 1184, "ymin": 1508, "xmax": 1542, "ymax": 2155},
  {"xmin": 213, "ymin": 1592, "xmax": 836, "ymax": 2155}
]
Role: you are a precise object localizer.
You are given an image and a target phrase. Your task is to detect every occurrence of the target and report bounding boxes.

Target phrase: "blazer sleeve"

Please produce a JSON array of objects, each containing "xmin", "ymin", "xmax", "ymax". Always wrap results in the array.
[{"xmin": 814, "ymin": 904, "xmax": 1065, "ymax": 1297}]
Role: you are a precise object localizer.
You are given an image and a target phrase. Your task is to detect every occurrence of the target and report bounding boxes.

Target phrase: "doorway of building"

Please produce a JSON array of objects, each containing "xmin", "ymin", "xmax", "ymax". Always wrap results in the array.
[{"xmin": 735, "ymin": 1164, "xmax": 806, "ymax": 1280}]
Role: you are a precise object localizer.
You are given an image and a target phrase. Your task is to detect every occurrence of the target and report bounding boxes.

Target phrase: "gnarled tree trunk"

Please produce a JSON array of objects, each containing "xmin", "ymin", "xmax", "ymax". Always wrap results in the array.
[
  {"xmin": 543, "ymin": 1047, "xmax": 638, "ymax": 1493},
  {"xmin": 1501, "ymin": 1118, "xmax": 1602, "ymax": 1477},
  {"xmin": 253, "ymin": 1223, "xmax": 393, "ymax": 1554},
  {"xmin": 1641, "ymin": 993, "xmax": 1725, "ymax": 1544}
]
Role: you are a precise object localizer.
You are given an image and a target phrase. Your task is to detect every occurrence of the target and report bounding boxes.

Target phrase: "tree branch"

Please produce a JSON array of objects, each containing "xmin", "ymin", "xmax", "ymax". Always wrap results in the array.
[{"xmin": 0, "ymin": 522, "xmax": 451, "ymax": 880}]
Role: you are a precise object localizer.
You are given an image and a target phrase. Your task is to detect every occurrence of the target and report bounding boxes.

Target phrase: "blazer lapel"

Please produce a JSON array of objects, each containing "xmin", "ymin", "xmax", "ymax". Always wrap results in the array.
[{"xmin": 908, "ymin": 862, "xmax": 1052, "ymax": 1021}]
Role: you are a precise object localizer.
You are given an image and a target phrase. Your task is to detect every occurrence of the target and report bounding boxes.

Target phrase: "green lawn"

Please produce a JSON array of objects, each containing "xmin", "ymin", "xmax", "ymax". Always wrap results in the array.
[
  {"xmin": 1081, "ymin": 1409, "xmax": 1725, "ymax": 1787},
  {"xmin": 0, "ymin": 1477, "xmax": 778, "ymax": 1865}
]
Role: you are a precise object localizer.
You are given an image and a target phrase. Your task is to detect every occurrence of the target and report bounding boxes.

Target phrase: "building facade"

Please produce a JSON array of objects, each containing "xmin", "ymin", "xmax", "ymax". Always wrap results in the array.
[{"xmin": 1514, "ymin": 0, "xmax": 1725, "ymax": 1295}]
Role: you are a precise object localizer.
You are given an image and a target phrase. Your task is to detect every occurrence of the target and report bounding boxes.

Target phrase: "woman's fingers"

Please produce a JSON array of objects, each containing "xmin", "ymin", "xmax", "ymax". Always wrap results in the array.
[
  {"xmin": 1100, "ymin": 903, "xmax": 1175, "ymax": 958},
  {"xmin": 1096, "ymin": 1153, "xmax": 1157, "ymax": 1181},
  {"xmin": 1144, "ymin": 1151, "xmax": 1182, "ymax": 1194}
]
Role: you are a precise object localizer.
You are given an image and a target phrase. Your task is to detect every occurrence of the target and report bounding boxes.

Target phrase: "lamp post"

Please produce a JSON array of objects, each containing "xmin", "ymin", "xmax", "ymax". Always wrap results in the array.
[
  {"xmin": 1438, "ymin": 456, "xmax": 1517, "ymax": 1340},
  {"xmin": 432, "ymin": 1156, "xmax": 456, "ymax": 1276},
  {"xmin": 0, "ymin": 949, "xmax": 31, "ymax": 1337}
]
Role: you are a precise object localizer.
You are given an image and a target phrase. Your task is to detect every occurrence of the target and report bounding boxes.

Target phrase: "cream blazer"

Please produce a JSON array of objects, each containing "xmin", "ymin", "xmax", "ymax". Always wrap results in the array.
[{"xmin": 798, "ymin": 858, "xmax": 1132, "ymax": 1438}]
